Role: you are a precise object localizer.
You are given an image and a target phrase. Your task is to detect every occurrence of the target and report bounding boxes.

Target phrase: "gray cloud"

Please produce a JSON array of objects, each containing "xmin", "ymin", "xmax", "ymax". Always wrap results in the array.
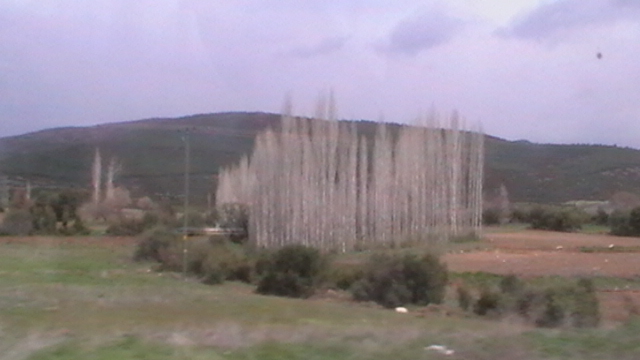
[
  {"xmin": 377, "ymin": 9, "xmax": 465, "ymax": 55},
  {"xmin": 502, "ymin": 0, "xmax": 640, "ymax": 40},
  {"xmin": 289, "ymin": 36, "xmax": 348, "ymax": 58},
  {"xmin": 1, "ymin": 0, "xmax": 640, "ymax": 150}
]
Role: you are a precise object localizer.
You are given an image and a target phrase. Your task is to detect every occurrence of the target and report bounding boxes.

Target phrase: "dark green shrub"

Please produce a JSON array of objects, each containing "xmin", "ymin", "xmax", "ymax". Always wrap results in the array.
[
  {"xmin": 483, "ymin": 208, "xmax": 501, "ymax": 226},
  {"xmin": 529, "ymin": 206, "xmax": 584, "ymax": 232},
  {"xmin": 499, "ymin": 274, "xmax": 523, "ymax": 295},
  {"xmin": 535, "ymin": 289, "xmax": 565, "ymax": 328},
  {"xmin": 30, "ymin": 204, "xmax": 57, "ymax": 234},
  {"xmin": 610, "ymin": 207, "xmax": 640, "ymax": 236},
  {"xmin": 351, "ymin": 253, "xmax": 448, "ymax": 308},
  {"xmin": 256, "ymin": 245, "xmax": 326, "ymax": 298},
  {"xmin": 592, "ymin": 208, "xmax": 609, "ymax": 226},
  {"xmin": 473, "ymin": 288, "xmax": 502, "ymax": 316},
  {"xmin": 515, "ymin": 289, "xmax": 541, "ymax": 320},
  {"xmin": 610, "ymin": 210, "xmax": 633, "ymax": 236},
  {"xmin": 59, "ymin": 218, "xmax": 90, "ymax": 236},
  {"xmin": 133, "ymin": 227, "xmax": 177, "ymax": 262},
  {"xmin": 466, "ymin": 275, "xmax": 600, "ymax": 328},
  {"xmin": 570, "ymin": 278, "xmax": 600, "ymax": 328},
  {"xmin": 511, "ymin": 207, "xmax": 530, "ymax": 223},
  {"xmin": 525, "ymin": 280, "xmax": 599, "ymax": 328},
  {"xmin": 325, "ymin": 263, "xmax": 364, "ymax": 290},
  {"xmin": 198, "ymin": 240, "xmax": 253, "ymax": 284}
]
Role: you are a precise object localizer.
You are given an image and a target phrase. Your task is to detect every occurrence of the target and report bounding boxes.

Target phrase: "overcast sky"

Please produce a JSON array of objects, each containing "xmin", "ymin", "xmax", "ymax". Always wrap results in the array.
[{"xmin": 1, "ymin": 0, "xmax": 639, "ymax": 147}]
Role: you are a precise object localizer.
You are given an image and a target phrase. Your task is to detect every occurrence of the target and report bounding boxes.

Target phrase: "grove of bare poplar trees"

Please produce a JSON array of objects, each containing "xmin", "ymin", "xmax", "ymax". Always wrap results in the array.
[{"xmin": 216, "ymin": 99, "xmax": 484, "ymax": 251}]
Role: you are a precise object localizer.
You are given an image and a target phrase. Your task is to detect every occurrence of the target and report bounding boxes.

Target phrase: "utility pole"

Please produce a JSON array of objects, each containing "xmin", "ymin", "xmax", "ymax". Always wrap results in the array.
[{"xmin": 182, "ymin": 129, "xmax": 191, "ymax": 278}]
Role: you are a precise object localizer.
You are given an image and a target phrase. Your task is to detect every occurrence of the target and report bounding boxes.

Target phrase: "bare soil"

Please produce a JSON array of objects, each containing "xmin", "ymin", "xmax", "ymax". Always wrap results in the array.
[{"xmin": 444, "ymin": 230, "xmax": 640, "ymax": 277}]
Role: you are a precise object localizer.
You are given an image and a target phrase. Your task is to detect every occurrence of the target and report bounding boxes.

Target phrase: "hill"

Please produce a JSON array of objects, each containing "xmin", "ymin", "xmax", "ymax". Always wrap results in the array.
[{"xmin": 1, "ymin": 112, "xmax": 640, "ymax": 204}]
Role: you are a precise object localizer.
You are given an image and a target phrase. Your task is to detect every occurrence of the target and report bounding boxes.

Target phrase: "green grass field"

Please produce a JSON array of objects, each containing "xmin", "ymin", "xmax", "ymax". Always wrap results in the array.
[{"xmin": 1, "ymin": 237, "xmax": 640, "ymax": 360}]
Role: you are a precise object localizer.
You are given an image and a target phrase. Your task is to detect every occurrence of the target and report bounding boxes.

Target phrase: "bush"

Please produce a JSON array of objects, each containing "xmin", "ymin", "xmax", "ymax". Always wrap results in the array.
[
  {"xmin": 499, "ymin": 274, "xmax": 523, "ymax": 295},
  {"xmin": 59, "ymin": 218, "xmax": 90, "ymax": 236},
  {"xmin": 529, "ymin": 206, "xmax": 584, "ymax": 232},
  {"xmin": 256, "ymin": 245, "xmax": 326, "ymax": 298},
  {"xmin": 197, "ymin": 239, "xmax": 253, "ymax": 284},
  {"xmin": 610, "ymin": 207, "xmax": 640, "ymax": 236},
  {"xmin": 1, "ymin": 209, "xmax": 33, "ymax": 236},
  {"xmin": 570, "ymin": 278, "xmax": 600, "ymax": 328},
  {"xmin": 325, "ymin": 262, "xmax": 364, "ymax": 290},
  {"xmin": 133, "ymin": 227, "xmax": 177, "ymax": 262},
  {"xmin": 592, "ymin": 208, "xmax": 609, "ymax": 226},
  {"xmin": 482, "ymin": 208, "xmax": 501, "ymax": 226},
  {"xmin": 30, "ymin": 204, "xmax": 57, "ymax": 234},
  {"xmin": 510, "ymin": 207, "xmax": 530, "ymax": 223},
  {"xmin": 351, "ymin": 253, "xmax": 448, "ymax": 308},
  {"xmin": 610, "ymin": 210, "xmax": 633, "ymax": 236},
  {"xmin": 473, "ymin": 288, "xmax": 501, "ymax": 316},
  {"xmin": 107, "ymin": 211, "xmax": 166, "ymax": 236},
  {"xmin": 462, "ymin": 274, "xmax": 600, "ymax": 328},
  {"xmin": 535, "ymin": 289, "xmax": 566, "ymax": 328}
]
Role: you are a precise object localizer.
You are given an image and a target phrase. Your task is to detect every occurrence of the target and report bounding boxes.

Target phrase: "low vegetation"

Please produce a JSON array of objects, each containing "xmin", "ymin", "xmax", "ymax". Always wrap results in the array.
[
  {"xmin": 4, "ymin": 225, "xmax": 640, "ymax": 359},
  {"xmin": 457, "ymin": 275, "xmax": 600, "ymax": 328},
  {"xmin": 351, "ymin": 253, "xmax": 448, "ymax": 308},
  {"xmin": 609, "ymin": 207, "xmax": 640, "ymax": 236},
  {"xmin": 0, "ymin": 189, "xmax": 90, "ymax": 236}
]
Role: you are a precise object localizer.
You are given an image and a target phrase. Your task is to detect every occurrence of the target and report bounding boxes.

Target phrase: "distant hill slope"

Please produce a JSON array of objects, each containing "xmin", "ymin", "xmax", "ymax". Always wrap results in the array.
[{"xmin": 1, "ymin": 112, "xmax": 640, "ymax": 204}]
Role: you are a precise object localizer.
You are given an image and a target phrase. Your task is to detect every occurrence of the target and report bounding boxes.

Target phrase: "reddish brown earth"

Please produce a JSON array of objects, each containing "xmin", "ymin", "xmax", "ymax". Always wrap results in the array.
[{"xmin": 444, "ymin": 230, "xmax": 640, "ymax": 277}]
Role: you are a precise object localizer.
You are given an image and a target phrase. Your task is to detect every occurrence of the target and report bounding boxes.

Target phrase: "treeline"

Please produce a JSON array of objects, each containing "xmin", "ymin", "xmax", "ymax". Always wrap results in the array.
[
  {"xmin": 134, "ymin": 230, "xmax": 599, "ymax": 329},
  {"xmin": 0, "ymin": 188, "xmax": 89, "ymax": 236},
  {"xmin": 484, "ymin": 203, "xmax": 640, "ymax": 236}
]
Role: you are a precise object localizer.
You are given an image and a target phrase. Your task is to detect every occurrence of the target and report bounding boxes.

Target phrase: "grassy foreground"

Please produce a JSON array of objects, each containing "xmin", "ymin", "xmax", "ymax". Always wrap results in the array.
[{"xmin": 1, "ymin": 238, "xmax": 639, "ymax": 360}]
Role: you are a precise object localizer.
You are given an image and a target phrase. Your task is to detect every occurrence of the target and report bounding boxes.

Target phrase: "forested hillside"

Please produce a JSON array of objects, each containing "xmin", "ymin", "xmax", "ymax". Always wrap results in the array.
[{"xmin": 1, "ymin": 112, "xmax": 639, "ymax": 204}]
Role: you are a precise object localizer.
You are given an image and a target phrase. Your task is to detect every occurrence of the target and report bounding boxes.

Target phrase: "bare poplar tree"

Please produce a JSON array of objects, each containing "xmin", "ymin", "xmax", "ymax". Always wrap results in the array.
[
  {"xmin": 91, "ymin": 148, "xmax": 102, "ymax": 205},
  {"xmin": 215, "ymin": 98, "xmax": 485, "ymax": 250},
  {"xmin": 105, "ymin": 157, "xmax": 122, "ymax": 203}
]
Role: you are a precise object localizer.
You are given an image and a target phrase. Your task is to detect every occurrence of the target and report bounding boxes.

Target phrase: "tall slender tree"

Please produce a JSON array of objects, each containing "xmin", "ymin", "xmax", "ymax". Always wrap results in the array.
[
  {"xmin": 216, "ymin": 99, "xmax": 484, "ymax": 250},
  {"xmin": 91, "ymin": 148, "xmax": 102, "ymax": 205}
]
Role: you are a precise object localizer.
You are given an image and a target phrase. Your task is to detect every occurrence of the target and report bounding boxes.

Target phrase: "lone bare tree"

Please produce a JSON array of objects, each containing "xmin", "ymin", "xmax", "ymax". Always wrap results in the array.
[{"xmin": 91, "ymin": 148, "xmax": 102, "ymax": 205}]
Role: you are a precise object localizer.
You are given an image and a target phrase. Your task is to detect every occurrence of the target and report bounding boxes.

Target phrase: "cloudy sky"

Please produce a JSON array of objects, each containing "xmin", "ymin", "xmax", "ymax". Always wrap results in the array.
[{"xmin": 1, "ymin": 0, "xmax": 639, "ymax": 147}]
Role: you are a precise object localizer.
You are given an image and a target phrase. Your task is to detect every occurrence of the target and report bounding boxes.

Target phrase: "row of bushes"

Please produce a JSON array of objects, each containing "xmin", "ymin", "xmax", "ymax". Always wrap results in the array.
[
  {"xmin": 484, "ymin": 206, "xmax": 590, "ymax": 232},
  {"xmin": 134, "ymin": 228, "xmax": 449, "ymax": 307},
  {"xmin": 485, "ymin": 204, "xmax": 640, "ymax": 237},
  {"xmin": 134, "ymin": 229, "xmax": 600, "ymax": 328},
  {"xmin": 456, "ymin": 275, "xmax": 600, "ymax": 328},
  {"xmin": 0, "ymin": 208, "xmax": 90, "ymax": 236}
]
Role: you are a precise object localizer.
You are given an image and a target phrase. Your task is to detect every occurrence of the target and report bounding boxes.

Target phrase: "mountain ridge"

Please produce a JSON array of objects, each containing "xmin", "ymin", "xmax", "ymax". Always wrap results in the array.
[{"xmin": 1, "ymin": 112, "xmax": 640, "ymax": 205}]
